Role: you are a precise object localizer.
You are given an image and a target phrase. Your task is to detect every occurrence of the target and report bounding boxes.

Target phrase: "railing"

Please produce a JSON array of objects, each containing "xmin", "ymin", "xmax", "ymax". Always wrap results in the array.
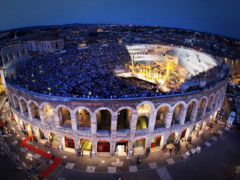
[
  {"xmin": 77, "ymin": 126, "xmax": 91, "ymax": 133},
  {"xmin": 97, "ymin": 130, "xmax": 111, "ymax": 138}
]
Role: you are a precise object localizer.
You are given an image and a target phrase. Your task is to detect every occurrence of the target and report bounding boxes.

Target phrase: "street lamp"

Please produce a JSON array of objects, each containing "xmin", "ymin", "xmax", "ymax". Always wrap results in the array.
[{"xmin": 26, "ymin": 153, "xmax": 33, "ymax": 164}]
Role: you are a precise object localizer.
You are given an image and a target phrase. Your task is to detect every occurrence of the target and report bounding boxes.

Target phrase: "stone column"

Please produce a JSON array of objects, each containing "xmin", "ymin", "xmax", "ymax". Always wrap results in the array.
[
  {"xmin": 148, "ymin": 111, "xmax": 156, "ymax": 132},
  {"xmin": 110, "ymin": 142, "xmax": 116, "ymax": 156},
  {"xmin": 179, "ymin": 107, "xmax": 188, "ymax": 125},
  {"xmin": 70, "ymin": 112, "xmax": 77, "ymax": 131},
  {"xmin": 27, "ymin": 103, "xmax": 34, "ymax": 121},
  {"xmin": 91, "ymin": 114, "xmax": 97, "ymax": 134},
  {"xmin": 130, "ymin": 110, "xmax": 138, "ymax": 134},
  {"xmin": 190, "ymin": 104, "xmax": 199, "ymax": 122},
  {"xmin": 39, "ymin": 108, "xmax": 45, "ymax": 125},
  {"xmin": 92, "ymin": 141, "xmax": 97, "ymax": 155},
  {"xmin": 111, "ymin": 113, "xmax": 118, "ymax": 135},
  {"xmin": 164, "ymin": 109, "xmax": 173, "ymax": 128},
  {"xmin": 53, "ymin": 111, "xmax": 60, "ymax": 128}
]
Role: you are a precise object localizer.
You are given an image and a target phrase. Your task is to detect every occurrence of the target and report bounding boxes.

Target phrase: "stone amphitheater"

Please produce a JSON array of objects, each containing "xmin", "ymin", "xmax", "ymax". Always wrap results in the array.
[{"xmin": 5, "ymin": 44, "xmax": 228, "ymax": 157}]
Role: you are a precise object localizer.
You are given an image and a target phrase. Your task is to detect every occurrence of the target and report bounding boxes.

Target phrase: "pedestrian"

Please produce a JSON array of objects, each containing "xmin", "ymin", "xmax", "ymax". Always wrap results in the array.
[
  {"xmin": 186, "ymin": 142, "xmax": 189, "ymax": 150},
  {"xmin": 44, "ymin": 144, "xmax": 47, "ymax": 149},
  {"xmin": 19, "ymin": 138, "xmax": 21, "ymax": 143},
  {"xmin": 50, "ymin": 142, "xmax": 52, "ymax": 147},
  {"xmin": 51, "ymin": 153, "xmax": 54, "ymax": 160},
  {"xmin": 116, "ymin": 148, "xmax": 118, "ymax": 156},
  {"xmin": 17, "ymin": 139, "xmax": 19, "ymax": 143},
  {"xmin": 82, "ymin": 150, "xmax": 84, "ymax": 156},
  {"xmin": 170, "ymin": 147, "xmax": 172, "ymax": 156}
]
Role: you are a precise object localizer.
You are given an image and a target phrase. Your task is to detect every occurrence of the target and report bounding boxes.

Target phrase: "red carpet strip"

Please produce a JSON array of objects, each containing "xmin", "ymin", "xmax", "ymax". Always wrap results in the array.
[{"xmin": 18, "ymin": 135, "xmax": 62, "ymax": 178}]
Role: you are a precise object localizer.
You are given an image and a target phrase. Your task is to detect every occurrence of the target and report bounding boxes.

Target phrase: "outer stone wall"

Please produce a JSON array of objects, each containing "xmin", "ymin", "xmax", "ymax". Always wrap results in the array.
[{"xmin": 7, "ymin": 78, "xmax": 227, "ymax": 156}]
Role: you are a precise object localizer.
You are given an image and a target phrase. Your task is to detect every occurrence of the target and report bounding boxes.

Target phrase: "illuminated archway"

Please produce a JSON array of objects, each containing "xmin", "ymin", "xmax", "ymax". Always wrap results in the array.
[
  {"xmin": 43, "ymin": 104, "xmax": 54, "ymax": 124},
  {"xmin": 151, "ymin": 135, "xmax": 164, "ymax": 149},
  {"xmin": 58, "ymin": 107, "xmax": 71, "ymax": 127},
  {"xmin": 76, "ymin": 109, "xmax": 91, "ymax": 128},
  {"xmin": 117, "ymin": 109, "xmax": 131, "ymax": 130},
  {"xmin": 97, "ymin": 110, "xmax": 111, "ymax": 131},
  {"xmin": 97, "ymin": 140, "xmax": 110, "ymax": 152},
  {"xmin": 136, "ymin": 116, "xmax": 148, "ymax": 129},
  {"xmin": 155, "ymin": 106, "xmax": 169, "ymax": 128}
]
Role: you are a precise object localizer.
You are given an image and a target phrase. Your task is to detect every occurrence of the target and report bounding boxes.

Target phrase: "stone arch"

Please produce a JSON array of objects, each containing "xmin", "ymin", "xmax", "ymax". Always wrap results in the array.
[
  {"xmin": 97, "ymin": 139, "xmax": 110, "ymax": 152},
  {"xmin": 26, "ymin": 123, "xmax": 34, "ymax": 135},
  {"xmin": 136, "ymin": 116, "xmax": 149, "ymax": 129},
  {"xmin": 56, "ymin": 105, "xmax": 71, "ymax": 128},
  {"xmin": 95, "ymin": 107, "xmax": 112, "ymax": 131},
  {"xmin": 117, "ymin": 108, "xmax": 132, "ymax": 130},
  {"xmin": 42, "ymin": 104, "xmax": 54, "ymax": 124},
  {"xmin": 185, "ymin": 100, "xmax": 197, "ymax": 122},
  {"xmin": 207, "ymin": 94, "xmax": 215, "ymax": 111},
  {"xmin": 19, "ymin": 97, "xmax": 28, "ymax": 115},
  {"xmin": 12, "ymin": 94, "xmax": 20, "ymax": 109},
  {"xmin": 197, "ymin": 96, "xmax": 208, "ymax": 119},
  {"xmin": 151, "ymin": 135, "xmax": 164, "ymax": 149},
  {"xmin": 28, "ymin": 100, "xmax": 40, "ymax": 119},
  {"xmin": 35, "ymin": 128, "xmax": 45, "ymax": 140},
  {"xmin": 79, "ymin": 138, "xmax": 92, "ymax": 155},
  {"xmin": 172, "ymin": 102, "xmax": 187, "ymax": 125},
  {"xmin": 155, "ymin": 103, "xmax": 172, "ymax": 129},
  {"xmin": 133, "ymin": 138, "xmax": 146, "ymax": 155},
  {"xmin": 136, "ymin": 101, "xmax": 155, "ymax": 112},
  {"xmin": 16, "ymin": 50, "xmax": 20, "ymax": 57},
  {"xmin": 180, "ymin": 128, "xmax": 190, "ymax": 141},
  {"xmin": 73, "ymin": 107, "xmax": 91, "ymax": 128},
  {"xmin": 62, "ymin": 136, "xmax": 75, "ymax": 149},
  {"xmin": 167, "ymin": 132, "xmax": 178, "ymax": 145},
  {"xmin": 191, "ymin": 124, "xmax": 200, "ymax": 138}
]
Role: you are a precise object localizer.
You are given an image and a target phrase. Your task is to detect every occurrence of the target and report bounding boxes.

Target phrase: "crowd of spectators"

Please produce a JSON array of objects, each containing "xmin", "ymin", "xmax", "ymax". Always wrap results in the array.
[{"xmin": 15, "ymin": 44, "xmax": 155, "ymax": 98}]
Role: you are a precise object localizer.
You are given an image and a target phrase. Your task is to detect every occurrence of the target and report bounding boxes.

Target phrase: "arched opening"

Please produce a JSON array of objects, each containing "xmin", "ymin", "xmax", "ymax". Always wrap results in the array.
[
  {"xmin": 97, "ymin": 110, "xmax": 111, "ymax": 131},
  {"xmin": 10, "ymin": 52, "xmax": 14, "ymax": 59},
  {"xmin": 63, "ymin": 136, "xmax": 75, "ymax": 149},
  {"xmin": 5, "ymin": 55, "xmax": 9, "ymax": 62},
  {"xmin": 48, "ymin": 132, "xmax": 59, "ymax": 148},
  {"xmin": 58, "ymin": 107, "xmax": 71, "ymax": 128},
  {"xmin": 13, "ymin": 95, "xmax": 20, "ymax": 111},
  {"xmin": 133, "ymin": 138, "xmax": 146, "ymax": 155},
  {"xmin": 167, "ymin": 132, "xmax": 178, "ymax": 145},
  {"xmin": 117, "ymin": 109, "xmax": 131, "ymax": 130},
  {"xmin": 19, "ymin": 119, "xmax": 24, "ymax": 129},
  {"xmin": 26, "ymin": 124, "xmax": 34, "ymax": 136},
  {"xmin": 185, "ymin": 101, "xmax": 196, "ymax": 122},
  {"xmin": 136, "ymin": 116, "xmax": 148, "ymax": 129},
  {"xmin": 201, "ymin": 120, "xmax": 207, "ymax": 131},
  {"xmin": 76, "ymin": 109, "xmax": 91, "ymax": 129},
  {"xmin": 180, "ymin": 128, "xmax": 190, "ymax": 141},
  {"xmin": 29, "ymin": 102, "xmax": 40, "ymax": 120},
  {"xmin": 36, "ymin": 128, "xmax": 45, "ymax": 141},
  {"xmin": 97, "ymin": 140, "xmax": 110, "ymax": 152},
  {"xmin": 79, "ymin": 138, "xmax": 92, "ymax": 155},
  {"xmin": 172, "ymin": 104, "xmax": 185, "ymax": 125},
  {"xmin": 16, "ymin": 50, "xmax": 20, "ymax": 57},
  {"xmin": 20, "ymin": 98, "xmax": 28, "ymax": 116},
  {"xmin": 137, "ymin": 104, "xmax": 152, "ymax": 118},
  {"xmin": 155, "ymin": 106, "xmax": 169, "ymax": 129},
  {"xmin": 115, "ymin": 140, "xmax": 128, "ymax": 156},
  {"xmin": 151, "ymin": 135, "xmax": 164, "ymax": 150},
  {"xmin": 207, "ymin": 95, "xmax": 214, "ymax": 112},
  {"xmin": 191, "ymin": 124, "xmax": 200, "ymax": 138},
  {"xmin": 197, "ymin": 98, "xmax": 207, "ymax": 119},
  {"xmin": 43, "ymin": 104, "xmax": 54, "ymax": 124}
]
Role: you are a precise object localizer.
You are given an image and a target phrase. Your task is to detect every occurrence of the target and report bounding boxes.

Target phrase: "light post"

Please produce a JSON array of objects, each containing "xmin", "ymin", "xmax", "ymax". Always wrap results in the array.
[{"xmin": 26, "ymin": 153, "xmax": 33, "ymax": 164}]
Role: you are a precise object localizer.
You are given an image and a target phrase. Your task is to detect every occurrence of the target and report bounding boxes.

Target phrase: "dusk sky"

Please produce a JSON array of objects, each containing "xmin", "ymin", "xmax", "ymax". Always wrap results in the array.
[{"xmin": 1, "ymin": 0, "xmax": 240, "ymax": 39}]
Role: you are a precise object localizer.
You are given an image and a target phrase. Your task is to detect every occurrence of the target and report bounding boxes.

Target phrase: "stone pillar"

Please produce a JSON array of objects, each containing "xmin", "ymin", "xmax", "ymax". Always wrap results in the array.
[
  {"xmin": 20, "ymin": 101, "xmax": 27, "ymax": 115},
  {"xmin": 148, "ymin": 111, "xmax": 156, "ymax": 132},
  {"xmin": 190, "ymin": 104, "xmax": 199, "ymax": 122},
  {"xmin": 91, "ymin": 114, "xmax": 97, "ymax": 134},
  {"xmin": 111, "ymin": 113, "xmax": 118, "ymax": 135},
  {"xmin": 53, "ymin": 111, "xmax": 60, "ymax": 128},
  {"xmin": 39, "ymin": 108, "xmax": 45, "ymax": 125},
  {"xmin": 27, "ymin": 103, "xmax": 33, "ymax": 121},
  {"xmin": 164, "ymin": 109, "xmax": 173, "ymax": 128},
  {"xmin": 71, "ymin": 113, "xmax": 77, "ymax": 131},
  {"xmin": 128, "ymin": 141, "xmax": 133, "ymax": 156},
  {"xmin": 130, "ymin": 110, "xmax": 138, "ymax": 134},
  {"xmin": 179, "ymin": 107, "xmax": 188, "ymax": 125},
  {"xmin": 92, "ymin": 141, "xmax": 97, "ymax": 155},
  {"xmin": 110, "ymin": 142, "xmax": 116, "ymax": 156}
]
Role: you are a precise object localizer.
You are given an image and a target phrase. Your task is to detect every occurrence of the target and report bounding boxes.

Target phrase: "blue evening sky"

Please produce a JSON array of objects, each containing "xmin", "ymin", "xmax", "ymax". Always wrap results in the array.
[{"xmin": 0, "ymin": 0, "xmax": 239, "ymax": 39}]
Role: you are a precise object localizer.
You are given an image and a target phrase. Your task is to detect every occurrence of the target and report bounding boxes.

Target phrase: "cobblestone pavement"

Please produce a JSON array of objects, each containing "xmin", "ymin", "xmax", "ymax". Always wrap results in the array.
[{"xmin": 1, "ymin": 96, "xmax": 240, "ymax": 180}]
